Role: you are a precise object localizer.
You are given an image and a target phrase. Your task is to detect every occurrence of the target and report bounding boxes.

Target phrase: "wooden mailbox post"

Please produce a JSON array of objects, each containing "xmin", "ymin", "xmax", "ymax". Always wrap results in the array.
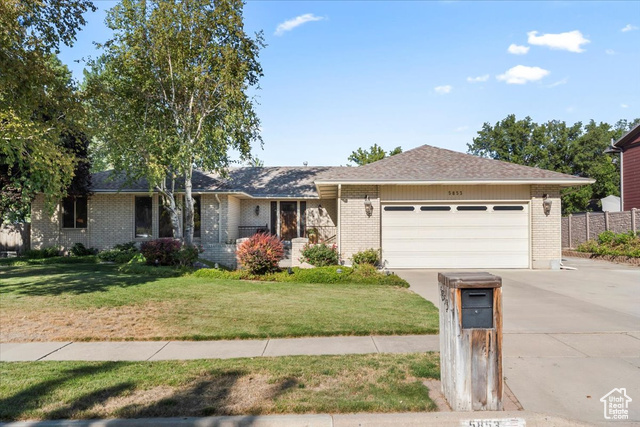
[{"xmin": 438, "ymin": 272, "xmax": 503, "ymax": 411}]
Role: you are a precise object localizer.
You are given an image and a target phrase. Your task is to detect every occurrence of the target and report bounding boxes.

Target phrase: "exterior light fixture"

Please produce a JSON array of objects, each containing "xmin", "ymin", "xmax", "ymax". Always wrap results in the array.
[
  {"xmin": 255, "ymin": 205, "xmax": 260, "ymax": 216},
  {"xmin": 543, "ymin": 194, "xmax": 552, "ymax": 216},
  {"xmin": 318, "ymin": 204, "xmax": 323, "ymax": 212},
  {"xmin": 364, "ymin": 195, "xmax": 373, "ymax": 217}
]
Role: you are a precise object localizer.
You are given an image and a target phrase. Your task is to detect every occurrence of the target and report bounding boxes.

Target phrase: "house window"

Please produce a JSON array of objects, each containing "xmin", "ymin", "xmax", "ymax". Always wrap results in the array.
[
  {"xmin": 158, "ymin": 203, "xmax": 174, "ymax": 238},
  {"xmin": 62, "ymin": 196, "xmax": 87, "ymax": 229},
  {"xmin": 300, "ymin": 201, "xmax": 307, "ymax": 237},
  {"xmin": 135, "ymin": 196, "xmax": 153, "ymax": 238},
  {"xmin": 158, "ymin": 195, "xmax": 201, "ymax": 238}
]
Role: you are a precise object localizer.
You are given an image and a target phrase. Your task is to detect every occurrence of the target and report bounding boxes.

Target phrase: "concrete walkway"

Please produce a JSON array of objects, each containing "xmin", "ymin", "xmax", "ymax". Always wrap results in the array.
[{"xmin": 0, "ymin": 335, "xmax": 439, "ymax": 362}]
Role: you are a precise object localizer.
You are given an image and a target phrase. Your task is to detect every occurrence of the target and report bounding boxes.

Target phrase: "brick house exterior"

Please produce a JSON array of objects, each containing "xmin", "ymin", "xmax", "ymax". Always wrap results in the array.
[
  {"xmin": 613, "ymin": 124, "xmax": 640, "ymax": 210},
  {"xmin": 31, "ymin": 145, "xmax": 592, "ymax": 269}
]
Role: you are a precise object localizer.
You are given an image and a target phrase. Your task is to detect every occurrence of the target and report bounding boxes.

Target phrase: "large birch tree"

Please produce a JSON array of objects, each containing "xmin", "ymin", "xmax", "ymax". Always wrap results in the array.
[{"xmin": 86, "ymin": 0, "xmax": 263, "ymax": 244}]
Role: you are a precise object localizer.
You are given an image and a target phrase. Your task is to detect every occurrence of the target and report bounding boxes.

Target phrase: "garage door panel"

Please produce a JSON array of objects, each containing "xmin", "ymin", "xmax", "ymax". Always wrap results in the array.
[
  {"xmin": 384, "ymin": 238, "xmax": 529, "ymax": 252},
  {"xmin": 383, "ymin": 227, "xmax": 528, "ymax": 240},
  {"xmin": 382, "ymin": 203, "xmax": 530, "ymax": 269}
]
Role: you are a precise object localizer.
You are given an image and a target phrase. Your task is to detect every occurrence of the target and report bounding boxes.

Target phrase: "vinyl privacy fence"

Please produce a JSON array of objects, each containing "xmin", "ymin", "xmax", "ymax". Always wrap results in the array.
[{"xmin": 562, "ymin": 209, "xmax": 639, "ymax": 248}]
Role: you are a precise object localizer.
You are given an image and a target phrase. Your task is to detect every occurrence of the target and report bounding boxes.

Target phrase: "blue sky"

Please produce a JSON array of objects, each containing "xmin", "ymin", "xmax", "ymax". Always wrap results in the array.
[{"xmin": 59, "ymin": 1, "xmax": 640, "ymax": 166}]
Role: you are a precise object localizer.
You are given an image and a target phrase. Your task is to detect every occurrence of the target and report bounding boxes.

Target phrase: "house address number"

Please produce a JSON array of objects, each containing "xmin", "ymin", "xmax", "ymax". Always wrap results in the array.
[{"xmin": 448, "ymin": 190, "xmax": 463, "ymax": 196}]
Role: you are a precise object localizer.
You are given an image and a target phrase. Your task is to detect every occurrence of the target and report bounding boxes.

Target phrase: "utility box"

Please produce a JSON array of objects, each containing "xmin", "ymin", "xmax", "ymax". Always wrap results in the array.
[{"xmin": 438, "ymin": 272, "xmax": 503, "ymax": 411}]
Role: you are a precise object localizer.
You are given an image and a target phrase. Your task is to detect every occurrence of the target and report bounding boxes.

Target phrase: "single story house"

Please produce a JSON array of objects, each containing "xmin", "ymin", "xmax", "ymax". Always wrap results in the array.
[
  {"xmin": 611, "ymin": 123, "xmax": 640, "ymax": 210},
  {"xmin": 31, "ymin": 144, "xmax": 593, "ymax": 269}
]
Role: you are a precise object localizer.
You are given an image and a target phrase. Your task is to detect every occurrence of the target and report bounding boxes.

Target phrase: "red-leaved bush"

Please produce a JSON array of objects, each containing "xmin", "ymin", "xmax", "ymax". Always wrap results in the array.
[
  {"xmin": 140, "ymin": 238, "xmax": 182, "ymax": 266},
  {"xmin": 237, "ymin": 233, "xmax": 285, "ymax": 274}
]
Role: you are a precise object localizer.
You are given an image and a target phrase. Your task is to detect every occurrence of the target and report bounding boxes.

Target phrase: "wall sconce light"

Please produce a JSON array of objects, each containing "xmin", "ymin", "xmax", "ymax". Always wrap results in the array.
[
  {"xmin": 317, "ymin": 204, "xmax": 323, "ymax": 214},
  {"xmin": 255, "ymin": 205, "xmax": 260, "ymax": 216},
  {"xmin": 542, "ymin": 194, "xmax": 552, "ymax": 216},
  {"xmin": 364, "ymin": 195, "xmax": 373, "ymax": 217}
]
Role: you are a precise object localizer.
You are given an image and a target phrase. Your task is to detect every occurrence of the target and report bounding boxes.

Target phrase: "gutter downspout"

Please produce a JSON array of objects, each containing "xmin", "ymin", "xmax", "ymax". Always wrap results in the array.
[
  {"xmin": 337, "ymin": 184, "xmax": 342, "ymax": 263},
  {"xmin": 620, "ymin": 149, "xmax": 624, "ymax": 211},
  {"xmin": 215, "ymin": 194, "xmax": 222, "ymax": 244}
]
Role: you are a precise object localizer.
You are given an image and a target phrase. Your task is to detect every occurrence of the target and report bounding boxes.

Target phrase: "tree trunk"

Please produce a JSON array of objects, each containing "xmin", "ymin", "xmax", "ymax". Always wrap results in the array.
[
  {"xmin": 160, "ymin": 191, "xmax": 182, "ymax": 240},
  {"xmin": 184, "ymin": 166, "xmax": 194, "ymax": 246}
]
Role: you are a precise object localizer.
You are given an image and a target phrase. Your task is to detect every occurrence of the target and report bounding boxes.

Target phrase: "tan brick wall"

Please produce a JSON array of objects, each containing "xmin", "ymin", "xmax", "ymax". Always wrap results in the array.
[
  {"xmin": 226, "ymin": 196, "xmax": 240, "ymax": 242},
  {"xmin": 239, "ymin": 200, "xmax": 271, "ymax": 230},
  {"xmin": 339, "ymin": 185, "xmax": 380, "ymax": 264},
  {"xmin": 200, "ymin": 193, "xmax": 221, "ymax": 244},
  {"xmin": 531, "ymin": 185, "xmax": 562, "ymax": 269}
]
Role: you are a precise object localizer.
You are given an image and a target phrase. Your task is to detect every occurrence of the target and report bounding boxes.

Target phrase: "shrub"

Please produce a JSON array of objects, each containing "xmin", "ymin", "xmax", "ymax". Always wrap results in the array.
[
  {"xmin": 140, "ymin": 238, "xmax": 182, "ymax": 266},
  {"xmin": 236, "ymin": 233, "xmax": 284, "ymax": 274},
  {"xmin": 176, "ymin": 245, "xmax": 203, "ymax": 267},
  {"xmin": 114, "ymin": 241, "xmax": 137, "ymax": 251},
  {"xmin": 597, "ymin": 230, "xmax": 616, "ymax": 245},
  {"xmin": 300, "ymin": 243, "xmax": 339, "ymax": 267},
  {"xmin": 98, "ymin": 242, "xmax": 139, "ymax": 264},
  {"xmin": 351, "ymin": 248, "xmax": 380, "ymax": 266},
  {"xmin": 24, "ymin": 246, "xmax": 60, "ymax": 259},
  {"xmin": 70, "ymin": 243, "xmax": 98, "ymax": 257},
  {"xmin": 578, "ymin": 230, "xmax": 640, "ymax": 258}
]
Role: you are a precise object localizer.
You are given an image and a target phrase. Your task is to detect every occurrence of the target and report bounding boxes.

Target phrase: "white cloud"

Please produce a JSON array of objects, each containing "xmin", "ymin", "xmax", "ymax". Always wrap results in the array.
[
  {"xmin": 546, "ymin": 78, "xmax": 568, "ymax": 88},
  {"xmin": 527, "ymin": 30, "xmax": 590, "ymax": 53},
  {"xmin": 275, "ymin": 14, "xmax": 324, "ymax": 36},
  {"xmin": 496, "ymin": 65, "xmax": 550, "ymax": 84},
  {"xmin": 621, "ymin": 24, "xmax": 638, "ymax": 32},
  {"xmin": 454, "ymin": 126, "xmax": 469, "ymax": 132},
  {"xmin": 621, "ymin": 104, "xmax": 629, "ymax": 108},
  {"xmin": 507, "ymin": 44, "xmax": 530, "ymax": 55},
  {"xmin": 434, "ymin": 85, "xmax": 452, "ymax": 94},
  {"xmin": 605, "ymin": 49, "xmax": 616, "ymax": 55},
  {"xmin": 467, "ymin": 74, "xmax": 490, "ymax": 83}
]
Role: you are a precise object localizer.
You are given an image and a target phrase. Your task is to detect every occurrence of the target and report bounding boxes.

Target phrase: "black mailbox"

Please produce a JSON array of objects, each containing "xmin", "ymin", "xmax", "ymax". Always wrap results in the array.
[{"xmin": 461, "ymin": 288, "xmax": 493, "ymax": 329}]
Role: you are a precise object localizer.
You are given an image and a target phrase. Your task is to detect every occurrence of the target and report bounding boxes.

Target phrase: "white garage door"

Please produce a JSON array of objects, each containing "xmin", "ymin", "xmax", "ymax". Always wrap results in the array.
[{"xmin": 381, "ymin": 203, "xmax": 530, "ymax": 269}]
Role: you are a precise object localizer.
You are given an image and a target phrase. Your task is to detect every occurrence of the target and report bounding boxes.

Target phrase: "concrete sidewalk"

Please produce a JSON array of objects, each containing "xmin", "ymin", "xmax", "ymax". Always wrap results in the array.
[
  {"xmin": 0, "ymin": 412, "xmax": 592, "ymax": 427},
  {"xmin": 0, "ymin": 335, "xmax": 439, "ymax": 362}
]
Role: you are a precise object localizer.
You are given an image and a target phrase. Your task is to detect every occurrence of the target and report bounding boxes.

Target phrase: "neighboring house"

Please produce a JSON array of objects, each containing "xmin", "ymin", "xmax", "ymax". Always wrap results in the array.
[
  {"xmin": 612, "ymin": 123, "xmax": 640, "ymax": 210},
  {"xmin": 31, "ymin": 145, "xmax": 593, "ymax": 269}
]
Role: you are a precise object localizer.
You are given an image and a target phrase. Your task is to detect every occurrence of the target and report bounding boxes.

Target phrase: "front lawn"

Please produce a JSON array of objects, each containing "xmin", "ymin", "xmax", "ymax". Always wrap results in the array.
[
  {"xmin": 0, "ymin": 353, "xmax": 439, "ymax": 421},
  {"xmin": 0, "ymin": 263, "xmax": 438, "ymax": 341}
]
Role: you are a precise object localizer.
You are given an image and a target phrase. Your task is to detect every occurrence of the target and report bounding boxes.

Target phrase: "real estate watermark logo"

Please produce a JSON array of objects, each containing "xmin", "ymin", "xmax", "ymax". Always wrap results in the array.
[{"xmin": 600, "ymin": 388, "xmax": 632, "ymax": 420}]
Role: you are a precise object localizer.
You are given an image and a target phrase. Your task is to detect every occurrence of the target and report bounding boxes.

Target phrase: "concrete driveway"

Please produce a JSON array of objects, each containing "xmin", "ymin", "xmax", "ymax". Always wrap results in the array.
[{"xmin": 396, "ymin": 257, "xmax": 640, "ymax": 426}]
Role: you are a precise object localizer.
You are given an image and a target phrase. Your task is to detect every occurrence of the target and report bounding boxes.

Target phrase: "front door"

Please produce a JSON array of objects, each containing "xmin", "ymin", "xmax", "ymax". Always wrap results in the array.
[{"xmin": 280, "ymin": 201, "xmax": 297, "ymax": 240}]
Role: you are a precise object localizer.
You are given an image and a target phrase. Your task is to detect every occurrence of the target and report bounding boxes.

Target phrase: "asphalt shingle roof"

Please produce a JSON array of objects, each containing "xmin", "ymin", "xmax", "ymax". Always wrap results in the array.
[
  {"xmin": 316, "ymin": 144, "xmax": 591, "ymax": 183},
  {"xmin": 91, "ymin": 167, "xmax": 343, "ymax": 198},
  {"xmin": 90, "ymin": 144, "xmax": 591, "ymax": 196}
]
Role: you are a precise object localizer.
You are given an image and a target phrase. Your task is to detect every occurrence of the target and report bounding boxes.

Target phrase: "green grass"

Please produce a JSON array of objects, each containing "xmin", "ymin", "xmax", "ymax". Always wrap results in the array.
[
  {"xmin": 0, "ymin": 353, "xmax": 440, "ymax": 421},
  {"xmin": 0, "ymin": 263, "xmax": 438, "ymax": 341}
]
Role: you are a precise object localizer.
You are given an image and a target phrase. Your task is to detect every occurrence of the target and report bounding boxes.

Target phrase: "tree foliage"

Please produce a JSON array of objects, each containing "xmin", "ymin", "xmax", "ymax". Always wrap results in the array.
[
  {"xmin": 0, "ymin": 0, "xmax": 95, "ymax": 221},
  {"xmin": 348, "ymin": 144, "xmax": 402, "ymax": 166},
  {"xmin": 468, "ymin": 115, "xmax": 638, "ymax": 214},
  {"xmin": 86, "ymin": 0, "xmax": 263, "ymax": 244}
]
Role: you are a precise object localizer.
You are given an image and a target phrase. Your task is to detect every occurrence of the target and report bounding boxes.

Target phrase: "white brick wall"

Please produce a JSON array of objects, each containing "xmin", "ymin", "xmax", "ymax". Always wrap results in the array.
[
  {"xmin": 530, "ymin": 185, "xmax": 562, "ymax": 269},
  {"xmin": 339, "ymin": 185, "xmax": 380, "ymax": 263}
]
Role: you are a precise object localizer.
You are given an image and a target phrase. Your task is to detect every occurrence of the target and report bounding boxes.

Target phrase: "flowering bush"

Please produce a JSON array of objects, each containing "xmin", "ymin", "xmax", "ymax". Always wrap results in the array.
[
  {"xmin": 237, "ymin": 233, "xmax": 285, "ymax": 274},
  {"xmin": 300, "ymin": 243, "xmax": 339, "ymax": 267},
  {"xmin": 140, "ymin": 238, "xmax": 182, "ymax": 266}
]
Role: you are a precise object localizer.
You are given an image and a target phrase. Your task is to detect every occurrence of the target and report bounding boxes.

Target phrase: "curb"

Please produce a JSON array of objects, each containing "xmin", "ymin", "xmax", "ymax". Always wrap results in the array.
[{"xmin": 0, "ymin": 411, "xmax": 594, "ymax": 427}]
